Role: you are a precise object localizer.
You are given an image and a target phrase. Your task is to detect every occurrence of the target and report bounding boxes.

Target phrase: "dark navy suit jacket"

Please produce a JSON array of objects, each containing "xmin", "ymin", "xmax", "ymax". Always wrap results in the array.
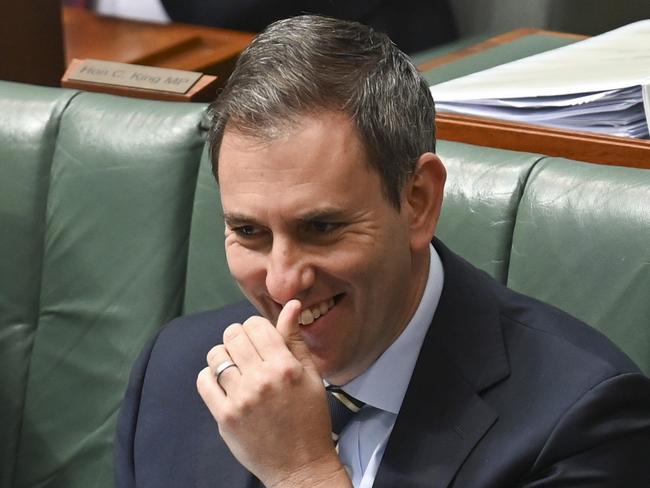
[{"xmin": 115, "ymin": 241, "xmax": 650, "ymax": 487}]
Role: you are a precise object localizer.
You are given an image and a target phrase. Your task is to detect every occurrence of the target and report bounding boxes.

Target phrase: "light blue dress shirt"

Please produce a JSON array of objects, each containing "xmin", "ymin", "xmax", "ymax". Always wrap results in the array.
[{"xmin": 336, "ymin": 245, "xmax": 444, "ymax": 488}]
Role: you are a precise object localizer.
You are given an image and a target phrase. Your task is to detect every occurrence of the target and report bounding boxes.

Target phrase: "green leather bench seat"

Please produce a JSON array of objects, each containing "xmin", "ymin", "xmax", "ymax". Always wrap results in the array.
[
  {"xmin": 0, "ymin": 84, "xmax": 78, "ymax": 488},
  {"xmin": 1, "ymin": 80, "xmax": 649, "ymax": 488},
  {"xmin": 1, "ymin": 82, "xmax": 208, "ymax": 488},
  {"xmin": 15, "ymin": 92, "xmax": 206, "ymax": 488},
  {"xmin": 183, "ymin": 148, "xmax": 242, "ymax": 315},
  {"xmin": 436, "ymin": 141, "xmax": 542, "ymax": 283},
  {"xmin": 508, "ymin": 158, "xmax": 650, "ymax": 375}
]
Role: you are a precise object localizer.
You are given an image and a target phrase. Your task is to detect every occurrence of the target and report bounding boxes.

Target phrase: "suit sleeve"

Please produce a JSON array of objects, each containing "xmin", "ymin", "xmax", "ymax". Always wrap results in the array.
[
  {"xmin": 114, "ymin": 337, "xmax": 158, "ymax": 488},
  {"xmin": 521, "ymin": 372, "xmax": 650, "ymax": 487}
]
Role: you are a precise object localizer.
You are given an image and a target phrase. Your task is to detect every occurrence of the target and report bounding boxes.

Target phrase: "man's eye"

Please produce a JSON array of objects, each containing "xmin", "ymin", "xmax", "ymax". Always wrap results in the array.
[
  {"xmin": 233, "ymin": 225, "xmax": 260, "ymax": 237},
  {"xmin": 309, "ymin": 221, "xmax": 341, "ymax": 233}
]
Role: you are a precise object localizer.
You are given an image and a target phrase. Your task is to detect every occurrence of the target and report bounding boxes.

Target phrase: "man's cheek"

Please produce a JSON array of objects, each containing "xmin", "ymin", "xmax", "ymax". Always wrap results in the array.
[
  {"xmin": 226, "ymin": 252, "xmax": 273, "ymax": 311},
  {"xmin": 226, "ymin": 247, "xmax": 256, "ymax": 280}
]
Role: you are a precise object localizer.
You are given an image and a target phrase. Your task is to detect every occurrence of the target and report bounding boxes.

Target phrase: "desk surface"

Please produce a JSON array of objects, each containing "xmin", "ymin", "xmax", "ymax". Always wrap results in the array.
[
  {"xmin": 64, "ymin": 7, "xmax": 254, "ymax": 81},
  {"xmin": 419, "ymin": 29, "xmax": 650, "ymax": 170}
]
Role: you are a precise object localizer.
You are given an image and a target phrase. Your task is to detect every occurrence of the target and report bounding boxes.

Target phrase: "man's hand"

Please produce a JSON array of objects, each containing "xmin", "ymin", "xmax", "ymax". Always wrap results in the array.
[{"xmin": 197, "ymin": 300, "xmax": 352, "ymax": 488}]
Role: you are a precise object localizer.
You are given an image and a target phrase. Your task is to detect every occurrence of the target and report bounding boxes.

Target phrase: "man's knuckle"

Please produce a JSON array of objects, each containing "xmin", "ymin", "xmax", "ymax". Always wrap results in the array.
[
  {"xmin": 277, "ymin": 361, "xmax": 303, "ymax": 384},
  {"xmin": 223, "ymin": 323, "xmax": 243, "ymax": 343},
  {"xmin": 242, "ymin": 315, "xmax": 262, "ymax": 328},
  {"xmin": 218, "ymin": 405, "xmax": 239, "ymax": 426},
  {"xmin": 255, "ymin": 375, "xmax": 275, "ymax": 396},
  {"xmin": 206, "ymin": 344, "xmax": 226, "ymax": 365},
  {"xmin": 234, "ymin": 395, "xmax": 256, "ymax": 415}
]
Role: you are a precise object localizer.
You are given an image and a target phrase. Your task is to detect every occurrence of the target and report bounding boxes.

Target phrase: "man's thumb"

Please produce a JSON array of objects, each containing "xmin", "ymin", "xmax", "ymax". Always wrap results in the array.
[{"xmin": 276, "ymin": 299, "xmax": 314, "ymax": 365}]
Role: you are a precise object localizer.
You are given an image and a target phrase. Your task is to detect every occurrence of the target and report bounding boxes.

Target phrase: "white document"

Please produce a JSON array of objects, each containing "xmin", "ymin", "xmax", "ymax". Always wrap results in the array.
[
  {"xmin": 430, "ymin": 20, "xmax": 650, "ymax": 101},
  {"xmin": 429, "ymin": 20, "xmax": 650, "ymax": 139}
]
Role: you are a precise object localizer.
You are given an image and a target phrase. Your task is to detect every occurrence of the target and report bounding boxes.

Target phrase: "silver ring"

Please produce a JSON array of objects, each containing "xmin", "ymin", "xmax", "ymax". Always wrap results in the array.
[{"xmin": 214, "ymin": 360, "xmax": 237, "ymax": 385}]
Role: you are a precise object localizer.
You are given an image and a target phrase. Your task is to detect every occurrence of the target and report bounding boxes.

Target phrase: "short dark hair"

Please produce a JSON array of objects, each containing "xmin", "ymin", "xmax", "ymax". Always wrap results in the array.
[{"xmin": 208, "ymin": 15, "xmax": 436, "ymax": 208}]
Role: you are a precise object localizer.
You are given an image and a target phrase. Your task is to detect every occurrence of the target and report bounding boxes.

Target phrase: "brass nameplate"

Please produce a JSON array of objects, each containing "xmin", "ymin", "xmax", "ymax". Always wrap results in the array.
[{"xmin": 67, "ymin": 59, "xmax": 202, "ymax": 94}]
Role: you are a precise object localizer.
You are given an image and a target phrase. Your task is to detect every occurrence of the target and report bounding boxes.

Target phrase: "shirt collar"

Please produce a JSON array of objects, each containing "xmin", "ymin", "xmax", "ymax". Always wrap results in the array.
[{"xmin": 339, "ymin": 244, "xmax": 444, "ymax": 414}]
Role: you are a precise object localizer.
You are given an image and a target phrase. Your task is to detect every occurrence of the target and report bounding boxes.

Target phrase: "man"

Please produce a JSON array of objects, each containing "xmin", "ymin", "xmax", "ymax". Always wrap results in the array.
[{"xmin": 115, "ymin": 15, "xmax": 650, "ymax": 488}]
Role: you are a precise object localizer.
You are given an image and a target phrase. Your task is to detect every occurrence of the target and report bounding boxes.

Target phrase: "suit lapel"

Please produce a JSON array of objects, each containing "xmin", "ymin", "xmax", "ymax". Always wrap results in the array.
[
  {"xmin": 373, "ymin": 347, "xmax": 497, "ymax": 488},
  {"xmin": 374, "ymin": 241, "xmax": 509, "ymax": 488}
]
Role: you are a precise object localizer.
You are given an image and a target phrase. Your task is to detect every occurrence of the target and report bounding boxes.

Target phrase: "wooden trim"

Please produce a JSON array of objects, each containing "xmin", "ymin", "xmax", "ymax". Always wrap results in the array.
[{"xmin": 437, "ymin": 113, "xmax": 650, "ymax": 170}]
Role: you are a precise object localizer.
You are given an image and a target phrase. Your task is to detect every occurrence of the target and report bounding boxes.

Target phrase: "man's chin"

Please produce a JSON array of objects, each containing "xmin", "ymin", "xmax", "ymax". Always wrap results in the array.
[{"xmin": 317, "ymin": 360, "xmax": 357, "ymax": 386}]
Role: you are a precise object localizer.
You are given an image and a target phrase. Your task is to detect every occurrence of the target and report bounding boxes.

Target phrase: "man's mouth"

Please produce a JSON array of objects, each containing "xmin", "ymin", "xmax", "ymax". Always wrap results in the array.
[{"xmin": 298, "ymin": 296, "xmax": 337, "ymax": 325}]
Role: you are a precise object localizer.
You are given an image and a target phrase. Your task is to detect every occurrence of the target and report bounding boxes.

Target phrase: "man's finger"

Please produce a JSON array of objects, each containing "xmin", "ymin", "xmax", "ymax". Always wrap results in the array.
[
  {"xmin": 242, "ymin": 315, "xmax": 293, "ymax": 362},
  {"xmin": 206, "ymin": 344, "xmax": 241, "ymax": 393},
  {"xmin": 276, "ymin": 299, "xmax": 314, "ymax": 366},
  {"xmin": 197, "ymin": 366, "xmax": 227, "ymax": 413},
  {"xmin": 223, "ymin": 323, "xmax": 263, "ymax": 370}
]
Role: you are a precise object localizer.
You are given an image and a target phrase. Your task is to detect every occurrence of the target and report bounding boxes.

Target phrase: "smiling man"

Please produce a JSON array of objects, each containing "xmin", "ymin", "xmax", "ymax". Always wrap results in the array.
[
  {"xmin": 216, "ymin": 109, "xmax": 440, "ymax": 386},
  {"xmin": 115, "ymin": 15, "xmax": 650, "ymax": 488}
]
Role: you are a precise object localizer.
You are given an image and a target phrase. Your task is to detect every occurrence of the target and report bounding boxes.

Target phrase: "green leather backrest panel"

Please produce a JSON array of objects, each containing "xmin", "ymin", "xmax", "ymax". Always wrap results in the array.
[
  {"xmin": 0, "ymin": 82, "xmax": 78, "ymax": 488},
  {"xmin": 3, "ymin": 90, "xmax": 206, "ymax": 488},
  {"xmin": 436, "ymin": 141, "xmax": 542, "ymax": 283},
  {"xmin": 183, "ymin": 146, "xmax": 243, "ymax": 314},
  {"xmin": 508, "ymin": 158, "xmax": 650, "ymax": 375}
]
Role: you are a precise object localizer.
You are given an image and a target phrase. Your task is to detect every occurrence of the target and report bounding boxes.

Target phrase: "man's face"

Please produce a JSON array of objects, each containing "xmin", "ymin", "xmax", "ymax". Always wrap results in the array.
[{"xmin": 218, "ymin": 111, "xmax": 430, "ymax": 385}]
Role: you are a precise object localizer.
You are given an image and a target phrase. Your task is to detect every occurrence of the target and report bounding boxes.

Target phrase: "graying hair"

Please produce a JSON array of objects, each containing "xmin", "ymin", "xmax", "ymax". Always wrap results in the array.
[{"xmin": 208, "ymin": 15, "xmax": 436, "ymax": 208}]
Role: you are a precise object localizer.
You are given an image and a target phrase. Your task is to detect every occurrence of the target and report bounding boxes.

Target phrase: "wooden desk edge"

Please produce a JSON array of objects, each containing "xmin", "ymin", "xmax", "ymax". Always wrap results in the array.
[
  {"xmin": 437, "ymin": 113, "xmax": 650, "ymax": 170},
  {"xmin": 63, "ymin": 6, "xmax": 254, "ymax": 72}
]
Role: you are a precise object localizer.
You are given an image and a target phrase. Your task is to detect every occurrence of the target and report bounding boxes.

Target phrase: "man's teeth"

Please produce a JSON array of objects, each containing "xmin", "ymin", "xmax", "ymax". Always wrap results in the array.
[{"xmin": 299, "ymin": 298, "xmax": 336, "ymax": 325}]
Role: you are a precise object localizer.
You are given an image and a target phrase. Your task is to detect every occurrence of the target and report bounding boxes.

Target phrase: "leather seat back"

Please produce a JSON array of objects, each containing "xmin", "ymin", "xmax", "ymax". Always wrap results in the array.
[
  {"xmin": 437, "ymin": 141, "xmax": 542, "ymax": 283},
  {"xmin": 508, "ymin": 157, "xmax": 650, "ymax": 375},
  {"xmin": 0, "ymin": 82, "xmax": 77, "ymax": 488},
  {"xmin": 0, "ymin": 81, "xmax": 209, "ymax": 488}
]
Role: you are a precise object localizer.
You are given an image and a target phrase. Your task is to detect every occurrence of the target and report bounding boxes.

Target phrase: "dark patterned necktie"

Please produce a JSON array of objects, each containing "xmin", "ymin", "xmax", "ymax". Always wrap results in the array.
[{"xmin": 326, "ymin": 385, "xmax": 365, "ymax": 444}]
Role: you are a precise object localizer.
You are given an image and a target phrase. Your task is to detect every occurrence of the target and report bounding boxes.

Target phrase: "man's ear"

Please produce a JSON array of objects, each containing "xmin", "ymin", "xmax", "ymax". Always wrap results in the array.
[{"xmin": 402, "ymin": 152, "xmax": 446, "ymax": 252}]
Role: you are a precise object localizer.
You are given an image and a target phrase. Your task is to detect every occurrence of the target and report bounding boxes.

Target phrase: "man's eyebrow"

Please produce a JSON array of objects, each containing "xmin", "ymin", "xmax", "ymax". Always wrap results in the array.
[
  {"xmin": 223, "ymin": 213, "xmax": 260, "ymax": 226},
  {"xmin": 224, "ymin": 208, "xmax": 348, "ymax": 225},
  {"xmin": 297, "ymin": 207, "xmax": 348, "ymax": 222}
]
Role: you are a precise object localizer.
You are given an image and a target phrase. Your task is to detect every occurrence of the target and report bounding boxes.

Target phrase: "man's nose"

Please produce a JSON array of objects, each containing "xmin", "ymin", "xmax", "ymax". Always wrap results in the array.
[{"xmin": 265, "ymin": 237, "xmax": 315, "ymax": 305}]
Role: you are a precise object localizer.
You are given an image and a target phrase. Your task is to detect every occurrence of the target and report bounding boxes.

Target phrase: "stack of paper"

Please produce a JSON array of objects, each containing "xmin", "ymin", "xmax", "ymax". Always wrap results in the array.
[{"xmin": 430, "ymin": 21, "xmax": 650, "ymax": 139}]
